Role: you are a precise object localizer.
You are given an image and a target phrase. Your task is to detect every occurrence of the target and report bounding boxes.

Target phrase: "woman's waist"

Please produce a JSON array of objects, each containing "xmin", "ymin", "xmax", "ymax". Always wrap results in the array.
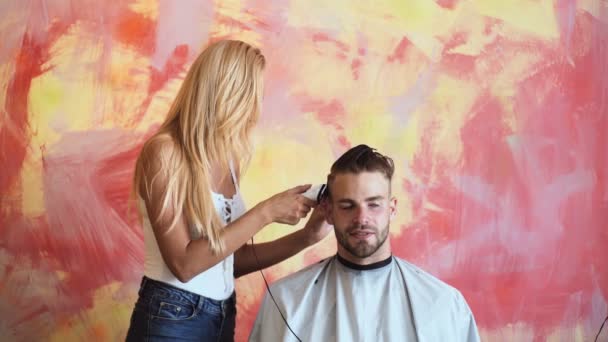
[{"xmin": 136, "ymin": 275, "xmax": 236, "ymax": 313}]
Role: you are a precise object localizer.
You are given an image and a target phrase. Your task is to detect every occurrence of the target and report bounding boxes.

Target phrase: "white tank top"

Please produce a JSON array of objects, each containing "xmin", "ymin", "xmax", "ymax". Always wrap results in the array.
[{"xmin": 140, "ymin": 162, "xmax": 247, "ymax": 300}]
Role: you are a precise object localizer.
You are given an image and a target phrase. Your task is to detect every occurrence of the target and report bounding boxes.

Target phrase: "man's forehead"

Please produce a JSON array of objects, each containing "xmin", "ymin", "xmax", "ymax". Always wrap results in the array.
[{"xmin": 330, "ymin": 171, "xmax": 390, "ymax": 194}]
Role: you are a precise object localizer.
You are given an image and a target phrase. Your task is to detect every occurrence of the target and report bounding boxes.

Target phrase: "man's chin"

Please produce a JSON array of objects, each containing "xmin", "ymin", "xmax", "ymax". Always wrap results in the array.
[{"xmin": 346, "ymin": 244, "xmax": 379, "ymax": 259}]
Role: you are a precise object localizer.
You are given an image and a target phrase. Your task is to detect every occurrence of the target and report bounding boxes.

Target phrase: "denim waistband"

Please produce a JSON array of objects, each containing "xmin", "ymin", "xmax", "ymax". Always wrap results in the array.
[{"xmin": 140, "ymin": 276, "xmax": 236, "ymax": 313}]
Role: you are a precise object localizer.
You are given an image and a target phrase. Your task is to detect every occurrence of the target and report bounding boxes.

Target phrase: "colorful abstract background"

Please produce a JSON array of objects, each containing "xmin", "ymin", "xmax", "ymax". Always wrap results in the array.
[{"xmin": 1, "ymin": 0, "xmax": 607, "ymax": 341}]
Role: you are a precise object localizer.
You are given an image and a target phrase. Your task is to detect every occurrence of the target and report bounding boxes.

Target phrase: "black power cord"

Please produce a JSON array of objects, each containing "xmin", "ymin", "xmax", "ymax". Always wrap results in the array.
[
  {"xmin": 247, "ymin": 185, "xmax": 327, "ymax": 341},
  {"xmin": 250, "ymin": 238, "xmax": 302, "ymax": 342},
  {"xmin": 596, "ymin": 315, "xmax": 608, "ymax": 342}
]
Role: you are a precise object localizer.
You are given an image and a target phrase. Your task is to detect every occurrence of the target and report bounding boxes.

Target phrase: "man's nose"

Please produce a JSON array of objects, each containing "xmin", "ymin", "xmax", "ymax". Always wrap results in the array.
[{"xmin": 352, "ymin": 206, "xmax": 369, "ymax": 225}]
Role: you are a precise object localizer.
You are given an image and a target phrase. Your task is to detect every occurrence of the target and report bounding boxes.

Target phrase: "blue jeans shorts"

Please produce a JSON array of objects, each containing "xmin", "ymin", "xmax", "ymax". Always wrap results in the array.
[{"xmin": 126, "ymin": 276, "xmax": 236, "ymax": 342}]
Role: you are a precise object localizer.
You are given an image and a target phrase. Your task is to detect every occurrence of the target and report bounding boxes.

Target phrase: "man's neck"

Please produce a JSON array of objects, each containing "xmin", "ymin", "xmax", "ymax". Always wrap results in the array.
[
  {"xmin": 336, "ymin": 253, "xmax": 392, "ymax": 270},
  {"xmin": 336, "ymin": 245, "xmax": 392, "ymax": 267}
]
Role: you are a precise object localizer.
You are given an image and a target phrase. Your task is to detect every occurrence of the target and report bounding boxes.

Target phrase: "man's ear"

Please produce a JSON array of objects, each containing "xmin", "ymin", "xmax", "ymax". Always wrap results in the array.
[
  {"xmin": 323, "ymin": 199, "xmax": 334, "ymax": 225},
  {"xmin": 389, "ymin": 197, "xmax": 397, "ymax": 221}
]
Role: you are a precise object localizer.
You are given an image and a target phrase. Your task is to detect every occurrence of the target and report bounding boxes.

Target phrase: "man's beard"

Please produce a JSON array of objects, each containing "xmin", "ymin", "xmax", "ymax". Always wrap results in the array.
[{"xmin": 335, "ymin": 223, "xmax": 389, "ymax": 258}]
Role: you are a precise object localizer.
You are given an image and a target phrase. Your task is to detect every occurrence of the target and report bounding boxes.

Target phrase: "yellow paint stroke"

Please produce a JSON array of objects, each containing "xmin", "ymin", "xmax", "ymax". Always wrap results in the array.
[
  {"xmin": 49, "ymin": 282, "xmax": 136, "ymax": 342},
  {"xmin": 243, "ymin": 116, "xmax": 334, "ymax": 243},
  {"xmin": 103, "ymin": 43, "xmax": 152, "ymax": 129},
  {"xmin": 20, "ymin": 146, "xmax": 45, "ymax": 217},
  {"xmin": 29, "ymin": 23, "xmax": 102, "ymax": 140},
  {"xmin": 129, "ymin": 0, "xmax": 159, "ymax": 20},
  {"xmin": 472, "ymin": 0, "xmax": 559, "ymax": 38},
  {"xmin": 211, "ymin": 0, "xmax": 263, "ymax": 46}
]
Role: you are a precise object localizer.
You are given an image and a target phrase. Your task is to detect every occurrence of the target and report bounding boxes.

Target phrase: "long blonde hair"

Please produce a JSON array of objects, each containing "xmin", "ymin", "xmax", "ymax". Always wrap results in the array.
[{"xmin": 133, "ymin": 40, "xmax": 266, "ymax": 254}]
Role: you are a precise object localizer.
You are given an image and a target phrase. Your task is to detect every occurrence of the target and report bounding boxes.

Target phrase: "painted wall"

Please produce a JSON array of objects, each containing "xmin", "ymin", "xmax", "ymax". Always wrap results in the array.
[{"xmin": 1, "ymin": 1, "xmax": 606, "ymax": 341}]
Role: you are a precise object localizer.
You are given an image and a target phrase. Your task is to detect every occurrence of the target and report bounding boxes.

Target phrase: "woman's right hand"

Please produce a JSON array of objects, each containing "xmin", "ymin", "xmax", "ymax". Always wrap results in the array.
[{"xmin": 257, "ymin": 184, "xmax": 317, "ymax": 225}]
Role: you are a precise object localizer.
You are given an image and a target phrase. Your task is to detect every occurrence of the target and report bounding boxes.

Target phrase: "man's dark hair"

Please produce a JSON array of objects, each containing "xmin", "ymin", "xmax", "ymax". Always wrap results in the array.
[{"xmin": 325, "ymin": 144, "xmax": 395, "ymax": 198}]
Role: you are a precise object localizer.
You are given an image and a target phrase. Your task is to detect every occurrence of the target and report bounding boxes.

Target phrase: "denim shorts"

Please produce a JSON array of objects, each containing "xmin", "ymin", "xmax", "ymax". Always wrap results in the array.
[{"xmin": 125, "ymin": 276, "xmax": 236, "ymax": 342}]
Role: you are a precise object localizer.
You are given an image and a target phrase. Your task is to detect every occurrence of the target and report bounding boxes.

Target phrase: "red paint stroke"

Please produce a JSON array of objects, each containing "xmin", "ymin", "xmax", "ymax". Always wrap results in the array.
[
  {"xmin": 216, "ymin": 15, "xmax": 253, "ymax": 32},
  {"xmin": 439, "ymin": 31, "xmax": 477, "ymax": 77},
  {"xmin": 298, "ymin": 96, "xmax": 351, "ymax": 154},
  {"xmin": 148, "ymin": 44, "xmax": 189, "ymax": 94},
  {"xmin": 114, "ymin": 10, "xmax": 157, "ymax": 56},
  {"xmin": 351, "ymin": 58, "xmax": 362, "ymax": 80},
  {"xmin": 387, "ymin": 36, "xmax": 412, "ymax": 63},
  {"xmin": 436, "ymin": 0, "xmax": 460, "ymax": 9},
  {"xmin": 335, "ymin": 52, "xmax": 348, "ymax": 60},
  {"xmin": 1, "ymin": 35, "xmax": 48, "ymax": 195},
  {"xmin": 312, "ymin": 32, "xmax": 350, "ymax": 53},
  {"xmin": 393, "ymin": 14, "xmax": 608, "ymax": 338},
  {"xmin": 129, "ymin": 44, "xmax": 190, "ymax": 126},
  {"xmin": 93, "ymin": 143, "xmax": 144, "ymax": 232},
  {"xmin": 442, "ymin": 31, "xmax": 469, "ymax": 52},
  {"xmin": 440, "ymin": 52, "xmax": 477, "ymax": 78},
  {"xmin": 300, "ymin": 98, "xmax": 346, "ymax": 130}
]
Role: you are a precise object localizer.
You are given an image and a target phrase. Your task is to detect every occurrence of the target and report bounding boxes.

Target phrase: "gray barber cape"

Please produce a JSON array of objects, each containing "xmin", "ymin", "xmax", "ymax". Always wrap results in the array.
[{"xmin": 249, "ymin": 255, "xmax": 480, "ymax": 342}]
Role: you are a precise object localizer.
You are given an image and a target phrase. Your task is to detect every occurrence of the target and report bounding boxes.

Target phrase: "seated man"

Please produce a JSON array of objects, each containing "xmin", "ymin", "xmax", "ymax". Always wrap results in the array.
[{"xmin": 249, "ymin": 144, "xmax": 480, "ymax": 342}]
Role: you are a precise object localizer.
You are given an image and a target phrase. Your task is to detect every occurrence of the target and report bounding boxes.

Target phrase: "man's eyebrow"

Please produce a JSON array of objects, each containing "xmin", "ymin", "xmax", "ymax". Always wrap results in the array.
[
  {"xmin": 365, "ymin": 196, "xmax": 384, "ymax": 202},
  {"xmin": 337, "ymin": 196, "xmax": 385, "ymax": 204}
]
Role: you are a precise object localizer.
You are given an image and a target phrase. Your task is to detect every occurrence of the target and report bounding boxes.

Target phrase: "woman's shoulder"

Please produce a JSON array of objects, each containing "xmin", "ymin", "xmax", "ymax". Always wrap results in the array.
[
  {"xmin": 137, "ymin": 133, "xmax": 183, "ymax": 175},
  {"xmin": 141, "ymin": 133, "xmax": 179, "ymax": 161}
]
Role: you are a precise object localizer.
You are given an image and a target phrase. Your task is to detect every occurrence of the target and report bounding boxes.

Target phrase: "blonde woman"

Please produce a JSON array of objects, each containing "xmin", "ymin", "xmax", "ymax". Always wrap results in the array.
[{"xmin": 125, "ymin": 40, "xmax": 330, "ymax": 341}]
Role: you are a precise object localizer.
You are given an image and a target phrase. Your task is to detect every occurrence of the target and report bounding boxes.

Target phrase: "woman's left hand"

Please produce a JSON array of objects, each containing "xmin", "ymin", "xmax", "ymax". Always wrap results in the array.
[{"xmin": 301, "ymin": 203, "xmax": 332, "ymax": 245}]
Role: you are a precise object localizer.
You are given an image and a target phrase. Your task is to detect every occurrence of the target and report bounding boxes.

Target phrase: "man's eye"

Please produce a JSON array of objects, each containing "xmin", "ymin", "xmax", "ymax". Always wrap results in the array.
[
  {"xmin": 369, "ymin": 203, "xmax": 380, "ymax": 208},
  {"xmin": 339, "ymin": 205, "xmax": 353, "ymax": 210}
]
